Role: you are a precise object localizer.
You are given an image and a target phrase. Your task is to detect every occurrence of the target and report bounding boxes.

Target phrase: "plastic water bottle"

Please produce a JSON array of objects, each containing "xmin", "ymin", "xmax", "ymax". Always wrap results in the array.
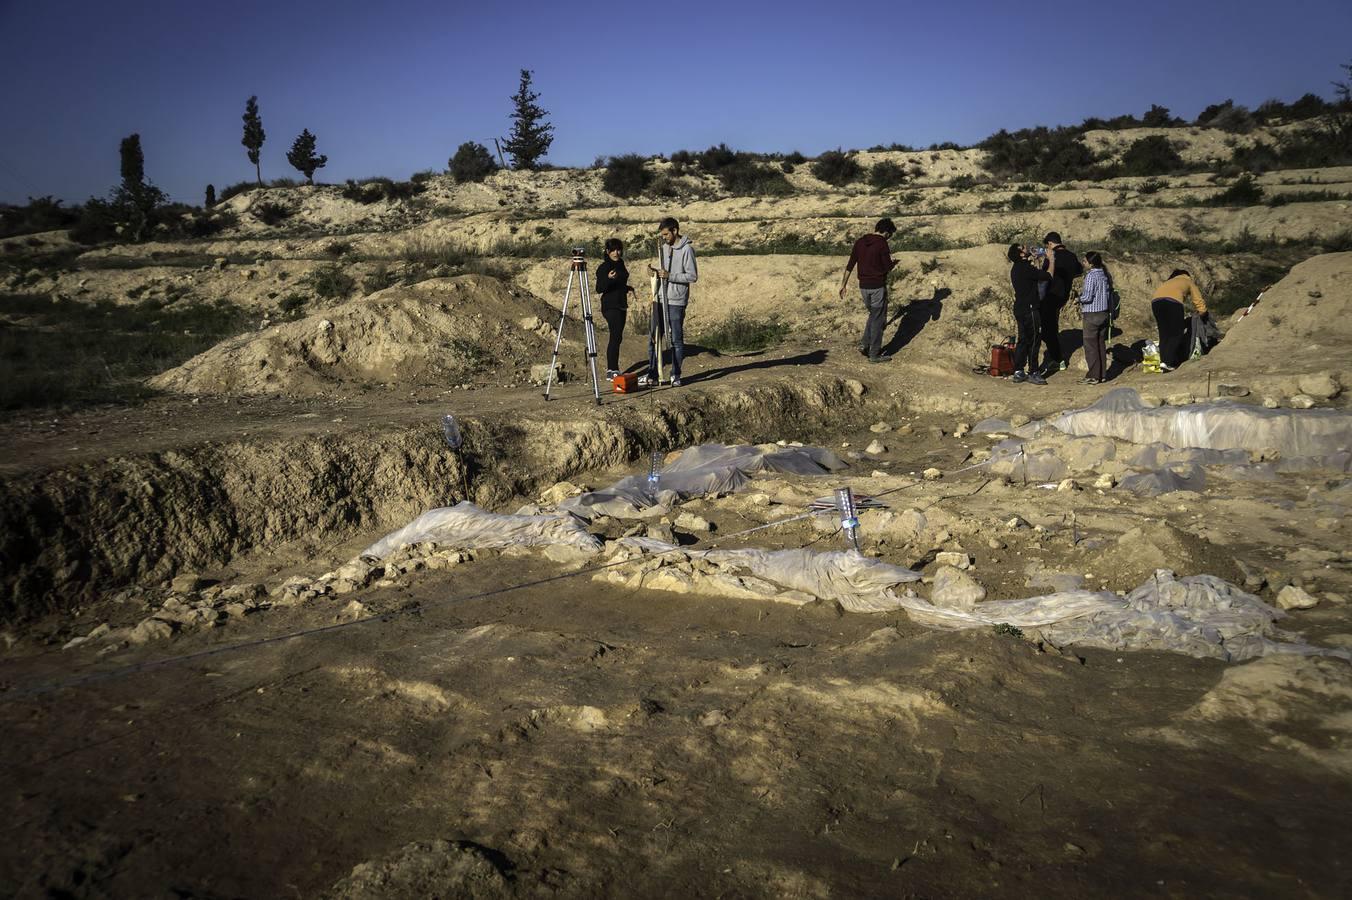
[
  {"xmin": 834, "ymin": 487, "xmax": 860, "ymax": 551},
  {"xmin": 441, "ymin": 414, "xmax": 463, "ymax": 449},
  {"xmin": 647, "ymin": 450, "xmax": 663, "ymax": 498}
]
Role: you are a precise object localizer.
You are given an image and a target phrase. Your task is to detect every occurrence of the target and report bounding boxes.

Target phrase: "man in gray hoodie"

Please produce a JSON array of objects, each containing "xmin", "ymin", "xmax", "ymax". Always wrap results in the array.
[{"xmin": 646, "ymin": 216, "xmax": 698, "ymax": 386}]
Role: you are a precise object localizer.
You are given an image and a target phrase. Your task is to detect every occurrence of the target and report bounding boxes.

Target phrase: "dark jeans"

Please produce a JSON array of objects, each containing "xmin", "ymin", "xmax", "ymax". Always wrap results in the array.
[
  {"xmin": 1038, "ymin": 296, "xmax": 1065, "ymax": 369},
  {"xmin": 1014, "ymin": 300, "xmax": 1039, "ymax": 373},
  {"xmin": 648, "ymin": 302, "xmax": 686, "ymax": 380},
  {"xmin": 601, "ymin": 305, "xmax": 626, "ymax": 371},
  {"xmin": 860, "ymin": 286, "xmax": 888, "ymax": 358},
  {"xmin": 1152, "ymin": 299, "xmax": 1188, "ymax": 368},
  {"xmin": 1082, "ymin": 309, "xmax": 1109, "ymax": 380}
]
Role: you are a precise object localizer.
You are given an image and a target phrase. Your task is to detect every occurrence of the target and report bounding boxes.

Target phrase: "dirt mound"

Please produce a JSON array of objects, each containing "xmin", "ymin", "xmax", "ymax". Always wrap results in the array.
[
  {"xmin": 149, "ymin": 275, "xmax": 551, "ymax": 397},
  {"xmin": 1207, "ymin": 251, "xmax": 1352, "ymax": 383}
]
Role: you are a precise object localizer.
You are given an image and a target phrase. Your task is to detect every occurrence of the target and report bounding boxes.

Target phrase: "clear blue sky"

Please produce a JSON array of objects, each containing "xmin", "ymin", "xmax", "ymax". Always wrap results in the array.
[{"xmin": 2, "ymin": 0, "xmax": 1349, "ymax": 205}]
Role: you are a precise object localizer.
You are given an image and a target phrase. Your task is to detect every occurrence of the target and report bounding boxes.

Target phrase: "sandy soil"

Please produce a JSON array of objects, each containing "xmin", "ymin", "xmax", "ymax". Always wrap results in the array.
[{"xmin": 3, "ymin": 133, "xmax": 1352, "ymax": 897}]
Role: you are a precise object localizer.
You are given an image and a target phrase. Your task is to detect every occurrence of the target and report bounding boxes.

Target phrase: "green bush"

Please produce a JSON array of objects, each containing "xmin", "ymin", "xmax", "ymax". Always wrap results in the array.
[
  {"xmin": 697, "ymin": 143, "xmax": 739, "ymax": 173},
  {"xmin": 1008, "ymin": 193, "xmax": 1047, "ymax": 211},
  {"xmin": 278, "ymin": 292, "xmax": 308, "ymax": 318},
  {"xmin": 980, "ymin": 126, "xmax": 1100, "ymax": 182},
  {"xmin": 302, "ymin": 265, "xmax": 355, "ymax": 299},
  {"xmin": 695, "ymin": 312, "xmax": 789, "ymax": 353},
  {"xmin": 811, "ymin": 150, "xmax": 863, "ymax": 186},
  {"xmin": 869, "ymin": 161, "xmax": 908, "ymax": 190},
  {"xmin": 449, "ymin": 142, "xmax": 498, "ymax": 183},
  {"xmin": 1119, "ymin": 135, "xmax": 1186, "ymax": 176},
  {"xmin": 252, "ymin": 201, "xmax": 293, "ymax": 226},
  {"xmin": 1206, "ymin": 174, "xmax": 1264, "ymax": 206},
  {"xmin": 718, "ymin": 160, "xmax": 793, "ymax": 195},
  {"xmin": 602, "ymin": 154, "xmax": 653, "ymax": 198},
  {"xmin": 0, "ymin": 196, "xmax": 80, "ymax": 238}
]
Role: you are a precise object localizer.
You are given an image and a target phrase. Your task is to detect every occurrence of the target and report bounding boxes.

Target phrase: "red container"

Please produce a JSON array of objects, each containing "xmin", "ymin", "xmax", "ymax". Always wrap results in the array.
[
  {"xmin": 989, "ymin": 344, "xmax": 1015, "ymax": 377},
  {"xmin": 612, "ymin": 372, "xmax": 639, "ymax": 393}
]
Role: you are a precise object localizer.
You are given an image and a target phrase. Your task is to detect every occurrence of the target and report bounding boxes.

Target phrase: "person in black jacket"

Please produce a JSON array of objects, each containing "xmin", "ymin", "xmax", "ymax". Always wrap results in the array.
[
  {"xmin": 595, "ymin": 238, "xmax": 637, "ymax": 378},
  {"xmin": 1037, "ymin": 231, "xmax": 1083, "ymax": 377},
  {"xmin": 1008, "ymin": 244, "xmax": 1052, "ymax": 384}
]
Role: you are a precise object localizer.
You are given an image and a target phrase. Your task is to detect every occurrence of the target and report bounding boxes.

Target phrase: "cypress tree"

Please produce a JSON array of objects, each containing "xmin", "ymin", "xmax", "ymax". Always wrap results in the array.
[
  {"xmin": 502, "ymin": 69, "xmax": 554, "ymax": 170},
  {"xmin": 286, "ymin": 129, "xmax": 327, "ymax": 185},
  {"xmin": 116, "ymin": 133, "xmax": 163, "ymax": 242},
  {"xmin": 242, "ymin": 96, "xmax": 266, "ymax": 186},
  {"xmin": 205, "ymin": 184, "xmax": 216, "ymax": 208}
]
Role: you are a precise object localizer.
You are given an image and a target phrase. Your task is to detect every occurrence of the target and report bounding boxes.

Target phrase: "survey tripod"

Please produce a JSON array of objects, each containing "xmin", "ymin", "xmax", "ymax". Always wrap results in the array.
[{"xmin": 543, "ymin": 247, "xmax": 603, "ymax": 405}]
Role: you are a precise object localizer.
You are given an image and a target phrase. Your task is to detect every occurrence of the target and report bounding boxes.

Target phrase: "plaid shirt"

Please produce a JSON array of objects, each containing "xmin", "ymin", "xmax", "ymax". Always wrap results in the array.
[{"xmin": 1079, "ymin": 268, "xmax": 1111, "ymax": 314}]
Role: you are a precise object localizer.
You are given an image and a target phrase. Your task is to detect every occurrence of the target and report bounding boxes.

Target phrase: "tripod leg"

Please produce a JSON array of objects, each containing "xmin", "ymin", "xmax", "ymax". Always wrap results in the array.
[
  {"xmin": 579, "ymin": 271, "xmax": 602, "ymax": 405},
  {"xmin": 660, "ymin": 280, "xmax": 674, "ymax": 383},
  {"xmin": 544, "ymin": 269, "xmax": 575, "ymax": 400}
]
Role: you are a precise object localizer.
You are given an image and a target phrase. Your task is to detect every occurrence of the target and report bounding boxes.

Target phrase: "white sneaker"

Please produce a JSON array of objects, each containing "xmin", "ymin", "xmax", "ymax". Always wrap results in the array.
[
  {"xmin": 605, "ymin": 370, "xmax": 619, "ymax": 379},
  {"xmin": 637, "ymin": 375, "xmax": 651, "ymax": 387},
  {"xmin": 671, "ymin": 377, "xmax": 682, "ymax": 387}
]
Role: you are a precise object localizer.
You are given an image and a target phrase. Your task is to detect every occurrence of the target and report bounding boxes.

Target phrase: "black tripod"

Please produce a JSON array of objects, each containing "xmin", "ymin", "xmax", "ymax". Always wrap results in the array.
[{"xmin": 543, "ymin": 248, "xmax": 602, "ymax": 405}]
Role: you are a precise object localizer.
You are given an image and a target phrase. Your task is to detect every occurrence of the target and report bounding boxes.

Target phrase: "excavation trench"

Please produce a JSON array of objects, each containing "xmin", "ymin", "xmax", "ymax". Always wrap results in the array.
[{"xmin": 0, "ymin": 377, "xmax": 872, "ymax": 623}]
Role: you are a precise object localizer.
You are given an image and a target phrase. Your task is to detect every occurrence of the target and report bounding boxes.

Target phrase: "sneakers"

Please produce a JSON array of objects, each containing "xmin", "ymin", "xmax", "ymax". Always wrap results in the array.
[
  {"xmin": 637, "ymin": 374, "xmax": 651, "ymax": 387},
  {"xmin": 868, "ymin": 354, "xmax": 892, "ymax": 364},
  {"xmin": 1027, "ymin": 372, "xmax": 1048, "ymax": 385},
  {"xmin": 1011, "ymin": 370, "xmax": 1028, "ymax": 384},
  {"xmin": 670, "ymin": 377, "xmax": 682, "ymax": 387},
  {"xmin": 1160, "ymin": 362, "xmax": 1175, "ymax": 372},
  {"xmin": 1077, "ymin": 377, "xmax": 1103, "ymax": 385},
  {"xmin": 1059, "ymin": 360, "xmax": 1068, "ymax": 371},
  {"xmin": 605, "ymin": 370, "xmax": 619, "ymax": 380}
]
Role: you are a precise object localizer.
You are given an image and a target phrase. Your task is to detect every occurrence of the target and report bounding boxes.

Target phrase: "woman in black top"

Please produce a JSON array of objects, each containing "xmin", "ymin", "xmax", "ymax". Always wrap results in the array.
[
  {"xmin": 595, "ymin": 238, "xmax": 636, "ymax": 377},
  {"xmin": 1008, "ymin": 244, "xmax": 1052, "ymax": 384}
]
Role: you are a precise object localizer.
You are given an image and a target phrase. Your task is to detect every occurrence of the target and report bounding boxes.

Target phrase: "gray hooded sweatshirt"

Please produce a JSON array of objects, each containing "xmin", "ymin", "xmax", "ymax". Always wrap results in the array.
[{"xmin": 660, "ymin": 235, "xmax": 698, "ymax": 306}]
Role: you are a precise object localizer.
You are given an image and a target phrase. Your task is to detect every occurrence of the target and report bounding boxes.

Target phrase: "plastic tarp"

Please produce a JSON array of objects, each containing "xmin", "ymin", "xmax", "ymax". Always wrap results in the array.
[
  {"xmin": 604, "ymin": 540, "xmax": 1348, "ymax": 661},
  {"xmin": 1118, "ymin": 464, "xmax": 1206, "ymax": 495},
  {"xmin": 986, "ymin": 439, "xmax": 1069, "ymax": 482},
  {"xmin": 599, "ymin": 538, "xmax": 921, "ymax": 614},
  {"xmin": 559, "ymin": 443, "xmax": 847, "ymax": 520},
  {"xmin": 362, "ymin": 501, "xmax": 601, "ymax": 559},
  {"xmin": 1048, "ymin": 388, "xmax": 1352, "ymax": 458}
]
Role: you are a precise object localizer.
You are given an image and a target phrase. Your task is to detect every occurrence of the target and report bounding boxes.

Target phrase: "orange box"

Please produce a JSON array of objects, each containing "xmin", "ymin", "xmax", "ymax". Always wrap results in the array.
[{"xmin": 612, "ymin": 372, "xmax": 639, "ymax": 393}]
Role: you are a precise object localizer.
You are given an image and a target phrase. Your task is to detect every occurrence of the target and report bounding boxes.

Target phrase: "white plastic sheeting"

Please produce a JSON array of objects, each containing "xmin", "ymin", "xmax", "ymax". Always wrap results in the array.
[
  {"xmin": 1049, "ymin": 388, "xmax": 1352, "ymax": 457},
  {"xmin": 362, "ymin": 501, "xmax": 601, "ymax": 559},
  {"xmin": 559, "ymin": 443, "xmax": 847, "ymax": 520},
  {"xmin": 603, "ymin": 539, "xmax": 1347, "ymax": 662},
  {"xmin": 601, "ymin": 538, "xmax": 921, "ymax": 614}
]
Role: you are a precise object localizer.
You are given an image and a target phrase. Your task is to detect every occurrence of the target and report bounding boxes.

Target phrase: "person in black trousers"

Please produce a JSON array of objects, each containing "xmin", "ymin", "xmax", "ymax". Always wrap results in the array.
[
  {"xmin": 1036, "ymin": 231, "xmax": 1083, "ymax": 376},
  {"xmin": 1008, "ymin": 244, "xmax": 1052, "ymax": 384},
  {"xmin": 595, "ymin": 238, "xmax": 636, "ymax": 378}
]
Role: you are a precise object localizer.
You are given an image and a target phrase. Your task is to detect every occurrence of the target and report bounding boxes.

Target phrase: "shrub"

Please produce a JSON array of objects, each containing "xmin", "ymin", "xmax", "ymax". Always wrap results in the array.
[
  {"xmin": 278, "ymin": 292, "xmax": 308, "ymax": 318},
  {"xmin": 0, "ymin": 196, "xmax": 80, "ymax": 239},
  {"xmin": 718, "ymin": 160, "xmax": 793, "ymax": 195},
  {"xmin": 324, "ymin": 240, "xmax": 353, "ymax": 258},
  {"xmin": 362, "ymin": 264, "xmax": 397, "ymax": 294},
  {"xmin": 341, "ymin": 177, "xmax": 425, "ymax": 204},
  {"xmin": 449, "ymin": 141, "xmax": 498, "ymax": 183},
  {"xmin": 780, "ymin": 161, "xmax": 795, "ymax": 174},
  {"xmin": 301, "ymin": 264, "xmax": 355, "ymax": 299},
  {"xmin": 783, "ymin": 151, "xmax": 806, "ymax": 165},
  {"xmin": 869, "ymin": 161, "xmax": 908, "ymax": 190},
  {"xmin": 811, "ymin": 149, "xmax": 863, "ymax": 186},
  {"xmin": 1206, "ymin": 174, "xmax": 1264, "ymax": 206},
  {"xmin": 602, "ymin": 154, "xmax": 653, "ymax": 198},
  {"xmin": 1007, "ymin": 193, "xmax": 1047, "ymax": 211},
  {"xmin": 980, "ymin": 126, "xmax": 1099, "ymax": 182},
  {"xmin": 1119, "ymin": 135, "xmax": 1186, "ymax": 176},
  {"xmin": 1141, "ymin": 104, "xmax": 1178, "ymax": 127},
  {"xmin": 697, "ymin": 143, "xmax": 739, "ymax": 173},
  {"xmin": 252, "ymin": 201, "xmax": 293, "ymax": 226},
  {"xmin": 695, "ymin": 312, "xmax": 789, "ymax": 353},
  {"xmin": 949, "ymin": 174, "xmax": 977, "ymax": 190},
  {"xmin": 217, "ymin": 180, "xmax": 257, "ymax": 203},
  {"xmin": 409, "ymin": 169, "xmax": 439, "ymax": 184}
]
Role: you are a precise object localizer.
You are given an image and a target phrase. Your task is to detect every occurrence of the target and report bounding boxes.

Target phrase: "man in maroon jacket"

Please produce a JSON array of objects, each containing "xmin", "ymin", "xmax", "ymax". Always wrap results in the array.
[{"xmin": 838, "ymin": 218, "xmax": 899, "ymax": 363}]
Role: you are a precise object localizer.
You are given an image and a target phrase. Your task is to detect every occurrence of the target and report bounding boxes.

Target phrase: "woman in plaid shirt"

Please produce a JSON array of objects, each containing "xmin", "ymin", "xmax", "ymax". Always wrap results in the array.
[{"xmin": 1078, "ymin": 251, "xmax": 1112, "ymax": 384}]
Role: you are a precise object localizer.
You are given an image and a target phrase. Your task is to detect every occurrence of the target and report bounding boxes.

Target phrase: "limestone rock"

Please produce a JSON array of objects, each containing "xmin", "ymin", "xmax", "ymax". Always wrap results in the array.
[
  {"xmin": 646, "ymin": 522, "xmax": 675, "ymax": 543},
  {"xmin": 923, "ymin": 467, "xmax": 942, "ymax": 480},
  {"xmin": 170, "ymin": 573, "xmax": 213, "ymax": 594},
  {"xmin": 1009, "ymin": 414, "xmax": 1030, "ymax": 427},
  {"xmin": 1217, "ymin": 383, "xmax": 1249, "ymax": 397},
  {"xmin": 1288, "ymin": 394, "xmax": 1317, "ymax": 410},
  {"xmin": 1296, "ymin": 372, "xmax": 1340, "ymax": 400},
  {"xmin": 935, "ymin": 551, "xmax": 970, "ymax": 570},
  {"xmin": 930, "ymin": 566, "xmax": 986, "ymax": 609},
  {"xmin": 1262, "ymin": 397, "xmax": 1280, "ymax": 409},
  {"xmin": 1093, "ymin": 473, "xmax": 1116, "ymax": 489},
  {"xmin": 1056, "ymin": 478, "xmax": 1079, "ymax": 492},
  {"xmin": 1165, "ymin": 393, "xmax": 1195, "ymax": 406},
  {"xmin": 869, "ymin": 422, "xmax": 892, "ymax": 433},
  {"xmin": 1276, "ymin": 585, "xmax": 1319, "ymax": 610},
  {"xmin": 954, "ymin": 422, "xmax": 971, "ymax": 438},
  {"xmin": 129, "ymin": 618, "xmax": 175, "ymax": 645},
  {"xmin": 539, "ymin": 480, "xmax": 584, "ymax": 505},
  {"xmin": 1139, "ymin": 394, "xmax": 1163, "ymax": 408},
  {"xmin": 675, "ymin": 511, "xmax": 713, "ymax": 532},
  {"xmin": 865, "ymin": 440, "xmax": 887, "ymax": 455}
]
